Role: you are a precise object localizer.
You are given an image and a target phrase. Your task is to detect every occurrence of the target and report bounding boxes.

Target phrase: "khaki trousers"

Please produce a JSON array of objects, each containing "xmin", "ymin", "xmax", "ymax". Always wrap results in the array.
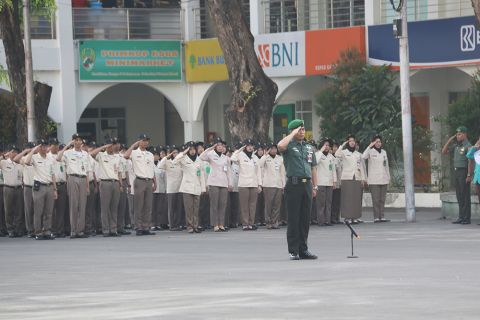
[
  {"xmin": 33, "ymin": 184, "xmax": 55, "ymax": 236},
  {"xmin": 117, "ymin": 179, "xmax": 128, "ymax": 231},
  {"xmin": 127, "ymin": 193, "xmax": 134, "ymax": 226},
  {"xmin": 53, "ymin": 183, "xmax": 68, "ymax": 235},
  {"xmin": 183, "ymin": 193, "xmax": 200, "ymax": 229},
  {"xmin": 24, "ymin": 186, "xmax": 34, "ymax": 234},
  {"xmin": 209, "ymin": 186, "xmax": 227, "ymax": 226},
  {"xmin": 85, "ymin": 181, "xmax": 96, "ymax": 233},
  {"xmin": 239, "ymin": 187, "xmax": 258, "ymax": 226},
  {"xmin": 4, "ymin": 186, "xmax": 24, "ymax": 234},
  {"xmin": 316, "ymin": 186, "xmax": 333, "ymax": 225},
  {"xmin": 100, "ymin": 180, "xmax": 120, "ymax": 234},
  {"xmin": 133, "ymin": 178, "xmax": 153, "ymax": 231},
  {"xmin": 263, "ymin": 187, "xmax": 282, "ymax": 227},
  {"xmin": 67, "ymin": 175, "xmax": 87, "ymax": 235},
  {"xmin": 370, "ymin": 184, "xmax": 388, "ymax": 219},
  {"xmin": 0, "ymin": 186, "xmax": 6, "ymax": 234}
]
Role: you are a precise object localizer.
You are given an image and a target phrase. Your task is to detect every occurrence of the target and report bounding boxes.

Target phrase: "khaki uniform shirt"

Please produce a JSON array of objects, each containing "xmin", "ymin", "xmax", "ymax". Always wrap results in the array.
[
  {"xmin": 335, "ymin": 148, "xmax": 366, "ymax": 181},
  {"xmin": 62, "ymin": 149, "xmax": 90, "ymax": 176},
  {"xmin": 158, "ymin": 157, "xmax": 183, "ymax": 194},
  {"xmin": 257, "ymin": 154, "xmax": 286, "ymax": 188},
  {"xmin": 31, "ymin": 153, "xmax": 55, "ymax": 184},
  {"xmin": 0, "ymin": 159, "xmax": 23, "ymax": 186},
  {"xmin": 130, "ymin": 148, "xmax": 155, "ymax": 179},
  {"xmin": 199, "ymin": 150, "xmax": 231, "ymax": 188},
  {"xmin": 48, "ymin": 152, "xmax": 66, "ymax": 183},
  {"xmin": 96, "ymin": 151, "xmax": 120, "ymax": 180},
  {"xmin": 21, "ymin": 156, "xmax": 35, "ymax": 187},
  {"xmin": 315, "ymin": 151, "xmax": 337, "ymax": 187},
  {"xmin": 362, "ymin": 148, "xmax": 390, "ymax": 185},
  {"xmin": 231, "ymin": 151, "xmax": 259, "ymax": 188},
  {"xmin": 173, "ymin": 154, "xmax": 206, "ymax": 196}
]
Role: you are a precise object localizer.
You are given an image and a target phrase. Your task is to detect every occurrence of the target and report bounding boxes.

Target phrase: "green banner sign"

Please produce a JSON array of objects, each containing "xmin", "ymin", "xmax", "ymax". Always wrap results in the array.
[{"xmin": 79, "ymin": 40, "xmax": 182, "ymax": 82}]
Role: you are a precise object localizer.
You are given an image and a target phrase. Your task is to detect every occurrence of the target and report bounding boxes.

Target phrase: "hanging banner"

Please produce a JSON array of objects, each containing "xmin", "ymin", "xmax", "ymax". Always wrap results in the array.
[
  {"xmin": 368, "ymin": 16, "xmax": 480, "ymax": 69},
  {"xmin": 306, "ymin": 26, "xmax": 366, "ymax": 75},
  {"xmin": 185, "ymin": 39, "xmax": 228, "ymax": 82},
  {"xmin": 79, "ymin": 40, "xmax": 182, "ymax": 82}
]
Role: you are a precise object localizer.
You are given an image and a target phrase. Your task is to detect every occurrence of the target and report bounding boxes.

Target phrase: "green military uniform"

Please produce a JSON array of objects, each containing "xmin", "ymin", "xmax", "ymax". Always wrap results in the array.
[
  {"xmin": 282, "ymin": 120, "xmax": 317, "ymax": 256},
  {"xmin": 449, "ymin": 127, "xmax": 472, "ymax": 223}
]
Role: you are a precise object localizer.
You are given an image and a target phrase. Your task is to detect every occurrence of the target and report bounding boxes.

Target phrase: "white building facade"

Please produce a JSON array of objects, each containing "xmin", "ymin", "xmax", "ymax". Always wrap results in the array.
[{"xmin": 0, "ymin": 0, "xmax": 478, "ymax": 190}]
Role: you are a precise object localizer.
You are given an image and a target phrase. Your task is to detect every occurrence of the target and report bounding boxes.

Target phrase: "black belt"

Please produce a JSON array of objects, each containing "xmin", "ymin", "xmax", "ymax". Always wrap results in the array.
[
  {"xmin": 5, "ymin": 185, "xmax": 22, "ymax": 189},
  {"xmin": 56, "ymin": 182, "xmax": 66, "ymax": 186},
  {"xmin": 288, "ymin": 177, "xmax": 311, "ymax": 183},
  {"xmin": 101, "ymin": 179, "xmax": 118, "ymax": 182},
  {"xmin": 37, "ymin": 182, "xmax": 52, "ymax": 186},
  {"xmin": 136, "ymin": 176, "xmax": 152, "ymax": 181},
  {"xmin": 68, "ymin": 174, "xmax": 86, "ymax": 178}
]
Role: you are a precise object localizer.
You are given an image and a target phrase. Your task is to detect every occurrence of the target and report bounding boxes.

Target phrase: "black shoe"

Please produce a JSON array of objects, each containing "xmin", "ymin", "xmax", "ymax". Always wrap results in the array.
[
  {"xmin": 452, "ymin": 219, "xmax": 463, "ymax": 224},
  {"xmin": 77, "ymin": 234, "xmax": 89, "ymax": 238},
  {"xmin": 143, "ymin": 230, "xmax": 156, "ymax": 235},
  {"xmin": 299, "ymin": 251, "xmax": 318, "ymax": 260},
  {"xmin": 135, "ymin": 230, "xmax": 144, "ymax": 236},
  {"xmin": 118, "ymin": 230, "xmax": 131, "ymax": 235},
  {"xmin": 103, "ymin": 233, "xmax": 112, "ymax": 237},
  {"xmin": 70, "ymin": 235, "xmax": 78, "ymax": 239},
  {"xmin": 169, "ymin": 227, "xmax": 182, "ymax": 231},
  {"xmin": 46, "ymin": 234, "xmax": 56, "ymax": 240},
  {"xmin": 8, "ymin": 232, "xmax": 16, "ymax": 238},
  {"xmin": 27, "ymin": 233, "xmax": 35, "ymax": 238},
  {"xmin": 0, "ymin": 232, "xmax": 7, "ymax": 237},
  {"xmin": 461, "ymin": 221, "xmax": 471, "ymax": 225},
  {"xmin": 54, "ymin": 233, "xmax": 66, "ymax": 238},
  {"xmin": 194, "ymin": 228, "xmax": 202, "ymax": 233},
  {"xmin": 380, "ymin": 218, "xmax": 390, "ymax": 222},
  {"xmin": 35, "ymin": 235, "xmax": 46, "ymax": 240},
  {"xmin": 109, "ymin": 232, "xmax": 121, "ymax": 237},
  {"xmin": 289, "ymin": 253, "xmax": 300, "ymax": 260},
  {"xmin": 251, "ymin": 225, "xmax": 258, "ymax": 230}
]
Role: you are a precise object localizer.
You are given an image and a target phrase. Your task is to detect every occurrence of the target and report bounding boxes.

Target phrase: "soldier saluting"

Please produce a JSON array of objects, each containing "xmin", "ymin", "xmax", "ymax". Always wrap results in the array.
[{"xmin": 277, "ymin": 119, "xmax": 318, "ymax": 261}]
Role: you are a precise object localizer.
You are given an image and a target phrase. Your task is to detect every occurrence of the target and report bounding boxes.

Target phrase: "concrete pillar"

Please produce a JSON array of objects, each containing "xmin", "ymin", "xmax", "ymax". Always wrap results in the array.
[
  {"xmin": 250, "ymin": 0, "xmax": 264, "ymax": 35},
  {"xmin": 184, "ymin": 120, "xmax": 205, "ymax": 142},
  {"xmin": 56, "ymin": 1, "xmax": 78, "ymax": 142},
  {"xmin": 181, "ymin": 0, "xmax": 200, "ymax": 40},
  {"xmin": 364, "ymin": 0, "xmax": 381, "ymax": 26}
]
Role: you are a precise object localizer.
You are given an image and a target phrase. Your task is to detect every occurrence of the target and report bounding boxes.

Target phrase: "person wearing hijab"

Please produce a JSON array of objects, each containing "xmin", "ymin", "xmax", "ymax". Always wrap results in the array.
[
  {"xmin": 315, "ymin": 138, "xmax": 337, "ymax": 226},
  {"xmin": 231, "ymin": 139, "xmax": 261, "ymax": 231},
  {"xmin": 158, "ymin": 145, "xmax": 184, "ymax": 231},
  {"xmin": 466, "ymin": 136, "xmax": 480, "ymax": 207},
  {"xmin": 363, "ymin": 135, "xmax": 391, "ymax": 223},
  {"xmin": 331, "ymin": 141, "xmax": 343, "ymax": 224},
  {"xmin": 199, "ymin": 138, "xmax": 232, "ymax": 232},
  {"xmin": 335, "ymin": 134, "xmax": 366, "ymax": 224},
  {"xmin": 173, "ymin": 141, "xmax": 206, "ymax": 233},
  {"xmin": 257, "ymin": 143, "xmax": 286, "ymax": 229},
  {"xmin": 152, "ymin": 147, "xmax": 168, "ymax": 230}
]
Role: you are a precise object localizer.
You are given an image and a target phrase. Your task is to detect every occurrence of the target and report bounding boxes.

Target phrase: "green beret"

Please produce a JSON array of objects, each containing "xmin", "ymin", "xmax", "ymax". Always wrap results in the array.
[
  {"xmin": 288, "ymin": 119, "xmax": 304, "ymax": 131},
  {"xmin": 456, "ymin": 126, "xmax": 467, "ymax": 133}
]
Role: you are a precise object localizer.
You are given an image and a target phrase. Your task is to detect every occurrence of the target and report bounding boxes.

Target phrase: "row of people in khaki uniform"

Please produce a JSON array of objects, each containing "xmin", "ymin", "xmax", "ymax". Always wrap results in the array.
[{"xmin": 0, "ymin": 132, "xmax": 391, "ymax": 239}]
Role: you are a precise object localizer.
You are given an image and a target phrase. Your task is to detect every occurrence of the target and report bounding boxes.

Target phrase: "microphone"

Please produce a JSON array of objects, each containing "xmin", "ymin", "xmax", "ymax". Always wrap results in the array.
[{"xmin": 345, "ymin": 220, "xmax": 360, "ymax": 239}]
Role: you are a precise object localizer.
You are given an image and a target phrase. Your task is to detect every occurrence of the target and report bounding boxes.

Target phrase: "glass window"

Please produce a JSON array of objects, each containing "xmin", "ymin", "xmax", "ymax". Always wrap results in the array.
[
  {"xmin": 101, "ymin": 108, "xmax": 126, "ymax": 118},
  {"xmin": 295, "ymin": 100, "xmax": 313, "ymax": 140}
]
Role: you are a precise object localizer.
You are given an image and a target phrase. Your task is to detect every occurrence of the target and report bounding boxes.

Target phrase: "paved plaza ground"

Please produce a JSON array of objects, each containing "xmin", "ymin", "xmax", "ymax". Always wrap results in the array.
[{"xmin": 1, "ymin": 209, "xmax": 480, "ymax": 320}]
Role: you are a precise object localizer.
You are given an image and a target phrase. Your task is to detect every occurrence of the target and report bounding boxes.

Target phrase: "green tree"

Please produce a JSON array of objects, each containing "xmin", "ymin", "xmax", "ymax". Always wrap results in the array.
[
  {"xmin": 0, "ymin": 0, "xmax": 55, "ymax": 145},
  {"xmin": 444, "ymin": 72, "xmax": 480, "ymax": 141},
  {"xmin": 316, "ymin": 48, "xmax": 432, "ymax": 186}
]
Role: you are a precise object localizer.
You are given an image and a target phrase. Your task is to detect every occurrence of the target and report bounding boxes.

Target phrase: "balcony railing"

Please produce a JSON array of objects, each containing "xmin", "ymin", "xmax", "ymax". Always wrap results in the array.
[
  {"xmin": 0, "ymin": 9, "xmax": 56, "ymax": 39},
  {"xmin": 262, "ymin": 0, "xmax": 365, "ymax": 34},
  {"xmin": 72, "ymin": 8, "xmax": 182, "ymax": 40},
  {"xmin": 380, "ymin": 0, "xmax": 474, "ymax": 24}
]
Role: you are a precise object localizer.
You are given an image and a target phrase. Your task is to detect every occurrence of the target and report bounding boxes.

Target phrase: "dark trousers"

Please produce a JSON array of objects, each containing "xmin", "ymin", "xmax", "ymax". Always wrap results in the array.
[
  {"xmin": 455, "ymin": 168, "xmax": 471, "ymax": 222},
  {"xmin": 255, "ymin": 191, "xmax": 265, "ymax": 224},
  {"xmin": 286, "ymin": 180, "xmax": 312, "ymax": 254},
  {"xmin": 167, "ymin": 193, "xmax": 183, "ymax": 229},
  {"xmin": 331, "ymin": 188, "xmax": 341, "ymax": 223},
  {"xmin": 199, "ymin": 193, "xmax": 210, "ymax": 226},
  {"xmin": 53, "ymin": 183, "xmax": 68, "ymax": 235},
  {"xmin": 4, "ymin": 186, "xmax": 24, "ymax": 234},
  {"xmin": 0, "ymin": 186, "xmax": 6, "ymax": 234},
  {"xmin": 85, "ymin": 181, "xmax": 96, "ymax": 233}
]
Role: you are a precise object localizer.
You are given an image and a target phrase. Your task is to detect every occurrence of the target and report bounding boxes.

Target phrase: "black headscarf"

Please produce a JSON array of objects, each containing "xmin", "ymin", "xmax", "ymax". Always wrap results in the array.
[{"xmin": 244, "ymin": 150, "xmax": 253, "ymax": 159}]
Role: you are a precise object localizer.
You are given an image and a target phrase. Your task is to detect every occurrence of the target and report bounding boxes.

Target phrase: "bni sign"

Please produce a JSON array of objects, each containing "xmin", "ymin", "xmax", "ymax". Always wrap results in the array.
[
  {"xmin": 368, "ymin": 16, "xmax": 480, "ymax": 69},
  {"xmin": 254, "ymin": 31, "xmax": 306, "ymax": 77}
]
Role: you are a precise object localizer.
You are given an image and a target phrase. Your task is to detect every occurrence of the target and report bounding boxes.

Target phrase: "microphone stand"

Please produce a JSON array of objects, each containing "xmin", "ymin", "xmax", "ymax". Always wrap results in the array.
[{"xmin": 345, "ymin": 220, "xmax": 359, "ymax": 258}]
